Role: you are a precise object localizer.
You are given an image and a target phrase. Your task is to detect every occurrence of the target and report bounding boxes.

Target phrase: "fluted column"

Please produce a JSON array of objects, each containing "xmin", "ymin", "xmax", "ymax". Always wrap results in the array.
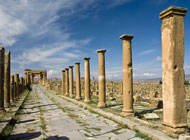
[
  {"xmin": 69, "ymin": 66, "xmax": 74, "ymax": 97},
  {"xmin": 97, "ymin": 50, "xmax": 106, "ymax": 108},
  {"xmin": 0, "ymin": 47, "xmax": 5, "ymax": 112},
  {"xmin": 84, "ymin": 57, "xmax": 91, "ymax": 103},
  {"xmin": 4, "ymin": 51, "xmax": 10, "ymax": 108},
  {"xmin": 62, "ymin": 70, "xmax": 65, "ymax": 95},
  {"xmin": 120, "ymin": 34, "xmax": 134, "ymax": 116},
  {"xmin": 160, "ymin": 6, "xmax": 187, "ymax": 136},
  {"xmin": 75, "ymin": 62, "xmax": 81, "ymax": 100},
  {"xmin": 65, "ymin": 68, "xmax": 69, "ymax": 96}
]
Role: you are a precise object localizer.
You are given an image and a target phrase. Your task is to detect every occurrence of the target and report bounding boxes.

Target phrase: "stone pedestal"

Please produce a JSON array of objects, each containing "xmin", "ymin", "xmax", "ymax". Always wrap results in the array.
[
  {"xmin": 10, "ymin": 75, "xmax": 14, "ymax": 103},
  {"xmin": 84, "ymin": 57, "xmax": 91, "ymax": 103},
  {"xmin": 75, "ymin": 62, "xmax": 82, "ymax": 100},
  {"xmin": 15, "ymin": 74, "xmax": 19, "ymax": 99},
  {"xmin": 97, "ymin": 50, "xmax": 106, "ymax": 108},
  {"xmin": 65, "ymin": 68, "xmax": 69, "ymax": 96},
  {"xmin": 120, "ymin": 34, "xmax": 134, "ymax": 116},
  {"xmin": 160, "ymin": 6, "xmax": 188, "ymax": 136},
  {"xmin": 0, "ymin": 47, "xmax": 5, "ymax": 112},
  {"xmin": 62, "ymin": 70, "xmax": 65, "ymax": 95},
  {"xmin": 4, "ymin": 51, "xmax": 10, "ymax": 108},
  {"xmin": 69, "ymin": 66, "xmax": 74, "ymax": 97}
]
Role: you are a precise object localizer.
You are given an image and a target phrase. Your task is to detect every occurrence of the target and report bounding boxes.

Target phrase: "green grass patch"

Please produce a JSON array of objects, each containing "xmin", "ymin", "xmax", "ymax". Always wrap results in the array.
[{"xmin": 135, "ymin": 130, "xmax": 152, "ymax": 140}]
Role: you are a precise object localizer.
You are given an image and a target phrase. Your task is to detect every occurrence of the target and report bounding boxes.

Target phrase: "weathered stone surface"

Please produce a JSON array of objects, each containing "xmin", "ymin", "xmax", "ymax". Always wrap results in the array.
[
  {"xmin": 160, "ymin": 6, "xmax": 188, "ymax": 136},
  {"xmin": 69, "ymin": 66, "xmax": 74, "ymax": 97},
  {"xmin": 84, "ymin": 57, "xmax": 91, "ymax": 103},
  {"xmin": 4, "ymin": 51, "xmax": 10, "ymax": 108},
  {"xmin": 0, "ymin": 47, "xmax": 5, "ymax": 112},
  {"xmin": 143, "ymin": 113, "xmax": 160, "ymax": 120},
  {"xmin": 75, "ymin": 62, "xmax": 81, "ymax": 100},
  {"xmin": 120, "ymin": 34, "xmax": 134, "ymax": 116},
  {"xmin": 62, "ymin": 70, "xmax": 65, "ymax": 95},
  {"xmin": 179, "ymin": 135, "xmax": 190, "ymax": 140},
  {"xmin": 97, "ymin": 49, "xmax": 106, "ymax": 108},
  {"xmin": 65, "ymin": 68, "xmax": 69, "ymax": 96}
]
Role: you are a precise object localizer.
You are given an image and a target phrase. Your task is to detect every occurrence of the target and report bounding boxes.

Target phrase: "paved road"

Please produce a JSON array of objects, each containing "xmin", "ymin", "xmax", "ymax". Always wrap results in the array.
[{"xmin": 6, "ymin": 85, "xmax": 144, "ymax": 140}]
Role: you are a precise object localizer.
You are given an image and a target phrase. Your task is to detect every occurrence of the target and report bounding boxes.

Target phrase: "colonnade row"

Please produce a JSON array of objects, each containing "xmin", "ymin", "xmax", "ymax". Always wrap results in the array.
[
  {"xmin": 61, "ymin": 6, "xmax": 188, "ymax": 136},
  {"xmin": 0, "ymin": 47, "xmax": 26, "ymax": 112},
  {"xmin": 24, "ymin": 69, "xmax": 47, "ymax": 86}
]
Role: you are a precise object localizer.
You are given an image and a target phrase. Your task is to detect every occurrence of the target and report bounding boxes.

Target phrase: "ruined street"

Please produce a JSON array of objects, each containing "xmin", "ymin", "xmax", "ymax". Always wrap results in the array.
[{"xmin": 6, "ymin": 85, "xmax": 144, "ymax": 140}]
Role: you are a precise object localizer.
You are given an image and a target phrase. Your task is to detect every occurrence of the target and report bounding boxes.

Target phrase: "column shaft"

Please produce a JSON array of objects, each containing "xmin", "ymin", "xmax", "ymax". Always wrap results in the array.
[
  {"xmin": 65, "ymin": 68, "xmax": 69, "ymax": 96},
  {"xmin": 97, "ymin": 50, "xmax": 106, "ymax": 108},
  {"xmin": 15, "ymin": 74, "xmax": 19, "ymax": 99},
  {"xmin": 84, "ymin": 58, "xmax": 91, "ymax": 103},
  {"xmin": 4, "ymin": 51, "xmax": 10, "ymax": 107},
  {"xmin": 75, "ymin": 63, "xmax": 81, "ymax": 100},
  {"xmin": 10, "ymin": 75, "xmax": 14, "ymax": 102},
  {"xmin": 62, "ymin": 70, "xmax": 65, "ymax": 95},
  {"xmin": 69, "ymin": 66, "xmax": 74, "ymax": 97},
  {"xmin": 0, "ymin": 47, "xmax": 5, "ymax": 111},
  {"xmin": 120, "ymin": 34, "xmax": 134, "ymax": 116},
  {"xmin": 160, "ymin": 6, "xmax": 187, "ymax": 136}
]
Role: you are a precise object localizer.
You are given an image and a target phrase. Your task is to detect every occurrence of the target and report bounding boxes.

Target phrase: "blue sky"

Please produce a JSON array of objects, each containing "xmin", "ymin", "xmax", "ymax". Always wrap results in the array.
[{"xmin": 1, "ymin": 0, "xmax": 190, "ymax": 80}]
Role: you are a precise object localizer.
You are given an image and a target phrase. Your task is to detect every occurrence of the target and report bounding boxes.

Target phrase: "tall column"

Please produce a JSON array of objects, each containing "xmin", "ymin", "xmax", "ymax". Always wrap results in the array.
[
  {"xmin": 15, "ymin": 74, "xmax": 19, "ymax": 99},
  {"xmin": 0, "ymin": 47, "xmax": 5, "ymax": 112},
  {"xmin": 75, "ymin": 62, "xmax": 81, "ymax": 100},
  {"xmin": 160, "ymin": 6, "xmax": 187, "ymax": 136},
  {"xmin": 65, "ymin": 68, "xmax": 69, "ymax": 96},
  {"xmin": 69, "ymin": 66, "xmax": 74, "ymax": 97},
  {"xmin": 24, "ymin": 72, "xmax": 27, "ymax": 86},
  {"xmin": 84, "ymin": 57, "xmax": 91, "ymax": 103},
  {"xmin": 62, "ymin": 70, "xmax": 65, "ymax": 95},
  {"xmin": 10, "ymin": 75, "xmax": 14, "ymax": 102},
  {"xmin": 97, "ymin": 50, "xmax": 106, "ymax": 108},
  {"xmin": 4, "ymin": 51, "xmax": 10, "ymax": 108},
  {"xmin": 120, "ymin": 34, "xmax": 134, "ymax": 116}
]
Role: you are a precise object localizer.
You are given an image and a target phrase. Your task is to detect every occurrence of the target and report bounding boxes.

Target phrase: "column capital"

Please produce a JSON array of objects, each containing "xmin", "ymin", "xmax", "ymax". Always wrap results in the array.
[
  {"xmin": 97, "ymin": 49, "xmax": 106, "ymax": 53},
  {"xmin": 84, "ymin": 57, "xmax": 90, "ymax": 60},
  {"xmin": 65, "ymin": 68, "xmax": 69, "ymax": 70},
  {"xmin": 75, "ymin": 62, "xmax": 80, "ymax": 65},
  {"xmin": 62, "ymin": 70, "xmax": 65, "ymax": 72},
  {"xmin": 160, "ymin": 6, "xmax": 187, "ymax": 19},
  {"xmin": 120, "ymin": 34, "xmax": 133, "ymax": 41},
  {"xmin": 69, "ymin": 66, "xmax": 74, "ymax": 68}
]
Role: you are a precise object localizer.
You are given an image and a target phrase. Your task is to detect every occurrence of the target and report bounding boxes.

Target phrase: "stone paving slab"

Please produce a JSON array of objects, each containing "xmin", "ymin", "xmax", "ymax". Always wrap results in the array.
[
  {"xmin": 54, "ymin": 88, "xmax": 177, "ymax": 140},
  {"xmin": 0, "ymin": 90, "xmax": 29, "ymax": 135}
]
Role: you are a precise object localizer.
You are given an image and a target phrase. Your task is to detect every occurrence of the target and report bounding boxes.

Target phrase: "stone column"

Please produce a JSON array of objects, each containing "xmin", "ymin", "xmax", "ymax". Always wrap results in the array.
[
  {"xmin": 75, "ymin": 62, "xmax": 81, "ymax": 100},
  {"xmin": 69, "ymin": 66, "xmax": 74, "ymax": 97},
  {"xmin": 15, "ymin": 74, "xmax": 19, "ymax": 99},
  {"xmin": 62, "ymin": 70, "xmax": 65, "ymax": 95},
  {"xmin": 65, "ymin": 68, "xmax": 69, "ymax": 96},
  {"xmin": 120, "ymin": 34, "xmax": 134, "ymax": 116},
  {"xmin": 24, "ymin": 72, "xmax": 27, "ymax": 86},
  {"xmin": 4, "ymin": 51, "xmax": 10, "ymax": 108},
  {"xmin": 97, "ymin": 50, "xmax": 106, "ymax": 108},
  {"xmin": 160, "ymin": 6, "xmax": 187, "ymax": 136},
  {"xmin": 84, "ymin": 57, "xmax": 91, "ymax": 103},
  {"xmin": 10, "ymin": 75, "xmax": 14, "ymax": 103},
  {"xmin": 0, "ymin": 47, "xmax": 5, "ymax": 112}
]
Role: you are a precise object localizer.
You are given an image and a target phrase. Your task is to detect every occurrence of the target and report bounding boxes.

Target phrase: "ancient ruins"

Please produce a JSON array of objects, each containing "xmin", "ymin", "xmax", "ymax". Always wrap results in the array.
[{"xmin": 0, "ymin": 6, "xmax": 190, "ymax": 140}]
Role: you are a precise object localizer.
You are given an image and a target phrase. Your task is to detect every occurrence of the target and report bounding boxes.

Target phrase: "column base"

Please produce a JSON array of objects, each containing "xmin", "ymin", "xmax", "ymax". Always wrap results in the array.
[
  {"xmin": 4, "ymin": 103, "xmax": 10, "ymax": 108},
  {"xmin": 97, "ymin": 102, "xmax": 106, "ymax": 108},
  {"xmin": 75, "ymin": 96, "xmax": 82, "ymax": 100},
  {"xmin": 84, "ymin": 99, "xmax": 91, "ymax": 103},
  {"xmin": 0, "ymin": 107, "xmax": 5, "ymax": 112},
  {"xmin": 121, "ymin": 109, "xmax": 134, "ymax": 117},
  {"xmin": 162, "ymin": 122, "xmax": 187, "ymax": 137}
]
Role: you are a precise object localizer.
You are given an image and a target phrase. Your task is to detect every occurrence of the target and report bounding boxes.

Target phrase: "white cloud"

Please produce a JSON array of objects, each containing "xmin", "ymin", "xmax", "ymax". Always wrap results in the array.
[
  {"xmin": 138, "ymin": 49, "xmax": 156, "ymax": 55},
  {"xmin": 143, "ymin": 73, "xmax": 156, "ymax": 77}
]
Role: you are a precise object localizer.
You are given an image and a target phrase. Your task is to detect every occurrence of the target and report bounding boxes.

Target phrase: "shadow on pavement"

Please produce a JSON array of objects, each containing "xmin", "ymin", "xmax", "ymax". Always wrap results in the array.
[
  {"xmin": 5, "ymin": 132, "xmax": 41, "ymax": 140},
  {"xmin": 44, "ymin": 136, "xmax": 70, "ymax": 140}
]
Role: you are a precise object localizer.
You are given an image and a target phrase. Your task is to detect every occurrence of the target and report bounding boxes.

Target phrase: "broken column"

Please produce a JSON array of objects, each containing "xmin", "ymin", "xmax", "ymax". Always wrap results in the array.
[
  {"xmin": 84, "ymin": 57, "xmax": 91, "ymax": 103},
  {"xmin": 62, "ymin": 70, "xmax": 65, "ymax": 95},
  {"xmin": 10, "ymin": 75, "xmax": 14, "ymax": 103},
  {"xmin": 0, "ymin": 47, "xmax": 5, "ymax": 112},
  {"xmin": 160, "ymin": 6, "xmax": 188, "ymax": 136},
  {"xmin": 4, "ymin": 51, "xmax": 10, "ymax": 108},
  {"xmin": 65, "ymin": 68, "xmax": 69, "ymax": 96},
  {"xmin": 69, "ymin": 66, "xmax": 74, "ymax": 97},
  {"xmin": 97, "ymin": 49, "xmax": 106, "ymax": 108},
  {"xmin": 15, "ymin": 74, "xmax": 19, "ymax": 99},
  {"xmin": 120, "ymin": 34, "xmax": 134, "ymax": 116},
  {"xmin": 75, "ymin": 62, "xmax": 82, "ymax": 100}
]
